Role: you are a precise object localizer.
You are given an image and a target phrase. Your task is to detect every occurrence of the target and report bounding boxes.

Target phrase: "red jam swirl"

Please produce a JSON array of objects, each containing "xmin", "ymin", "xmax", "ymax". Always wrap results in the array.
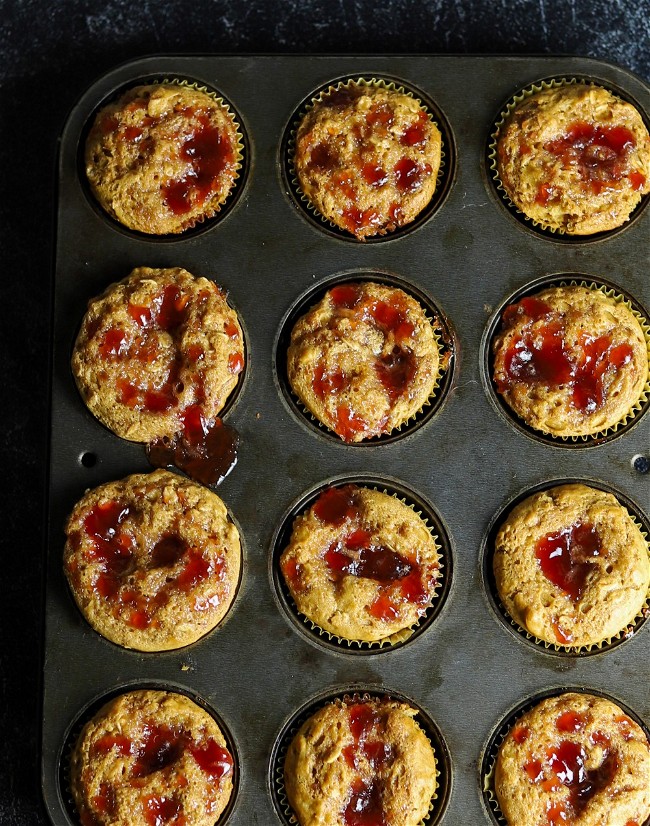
[
  {"xmin": 142, "ymin": 794, "xmax": 183, "ymax": 826},
  {"xmin": 313, "ymin": 485, "xmax": 358, "ymax": 526},
  {"xmin": 342, "ymin": 704, "xmax": 390, "ymax": 826},
  {"xmin": 535, "ymin": 521, "xmax": 605, "ymax": 601}
]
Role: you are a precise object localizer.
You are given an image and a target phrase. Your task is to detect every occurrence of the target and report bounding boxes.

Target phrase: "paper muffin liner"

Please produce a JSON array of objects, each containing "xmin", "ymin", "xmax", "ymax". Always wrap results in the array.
[
  {"xmin": 282, "ymin": 280, "xmax": 454, "ymax": 446},
  {"xmin": 276, "ymin": 482, "xmax": 448, "ymax": 653},
  {"xmin": 285, "ymin": 76, "xmax": 449, "ymax": 240},
  {"xmin": 490, "ymin": 508, "xmax": 650, "ymax": 657},
  {"xmin": 489, "ymin": 277, "xmax": 650, "ymax": 446},
  {"xmin": 84, "ymin": 76, "xmax": 246, "ymax": 236},
  {"xmin": 487, "ymin": 76, "xmax": 649, "ymax": 238},
  {"xmin": 272, "ymin": 689, "xmax": 446, "ymax": 826}
]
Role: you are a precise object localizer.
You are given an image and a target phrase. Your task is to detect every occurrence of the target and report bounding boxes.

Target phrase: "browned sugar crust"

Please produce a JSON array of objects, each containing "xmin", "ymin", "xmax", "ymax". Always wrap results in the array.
[
  {"xmin": 72, "ymin": 267, "xmax": 244, "ymax": 443},
  {"xmin": 287, "ymin": 281, "xmax": 440, "ymax": 443},
  {"xmin": 496, "ymin": 83, "xmax": 650, "ymax": 234},
  {"xmin": 70, "ymin": 689, "xmax": 234, "ymax": 826},
  {"xmin": 491, "ymin": 285, "xmax": 648, "ymax": 438},
  {"xmin": 493, "ymin": 483, "xmax": 650, "ymax": 648},
  {"xmin": 279, "ymin": 485, "xmax": 440, "ymax": 642},
  {"xmin": 85, "ymin": 83, "xmax": 241, "ymax": 234},
  {"xmin": 64, "ymin": 469, "xmax": 241, "ymax": 651},
  {"xmin": 494, "ymin": 692, "xmax": 650, "ymax": 826},
  {"xmin": 284, "ymin": 697, "xmax": 437, "ymax": 826},
  {"xmin": 294, "ymin": 83, "xmax": 442, "ymax": 238}
]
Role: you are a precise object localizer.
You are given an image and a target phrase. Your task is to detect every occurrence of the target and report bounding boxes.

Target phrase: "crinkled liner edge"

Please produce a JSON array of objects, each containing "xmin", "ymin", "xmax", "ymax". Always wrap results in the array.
[
  {"xmin": 88, "ymin": 76, "xmax": 245, "ymax": 234},
  {"xmin": 492, "ymin": 278, "xmax": 650, "ymax": 444},
  {"xmin": 288, "ymin": 294, "xmax": 449, "ymax": 444},
  {"xmin": 286, "ymin": 76, "xmax": 447, "ymax": 239},
  {"xmin": 487, "ymin": 76, "xmax": 647, "ymax": 236},
  {"xmin": 493, "ymin": 501, "xmax": 650, "ymax": 655},
  {"xmin": 280, "ymin": 483, "xmax": 445, "ymax": 651},
  {"xmin": 273, "ymin": 690, "xmax": 440, "ymax": 826}
]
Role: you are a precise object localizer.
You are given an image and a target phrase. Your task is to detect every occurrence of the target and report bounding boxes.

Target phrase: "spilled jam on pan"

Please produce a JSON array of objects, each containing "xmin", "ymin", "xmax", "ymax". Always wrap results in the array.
[
  {"xmin": 92, "ymin": 281, "xmax": 242, "ymax": 485},
  {"xmin": 81, "ymin": 720, "xmax": 232, "ymax": 826},
  {"xmin": 496, "ymin": 295, "xmax": 634, "ymax": 417}
]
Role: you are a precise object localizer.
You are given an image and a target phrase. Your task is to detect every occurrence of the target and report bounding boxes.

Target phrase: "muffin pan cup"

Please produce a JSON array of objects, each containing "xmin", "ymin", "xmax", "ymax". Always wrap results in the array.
[{"xmin": 44, "ymin": 55, "xmax": 650, "ymax": 826}]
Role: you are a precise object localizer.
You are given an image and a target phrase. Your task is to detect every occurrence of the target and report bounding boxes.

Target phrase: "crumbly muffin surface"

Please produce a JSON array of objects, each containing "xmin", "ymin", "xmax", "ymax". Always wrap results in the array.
[
  {"xmin": 279, "ymin": 485, "xmax": 440, "ymax": 642},
  {"xmin": 495, "ymin": 692, "xmax": 650, "ymax": 826},
  {"xmin": 287, "ymin": 281, "xmax": 440, "ymax": 442},
  {"xmin": 492, "ymin": 285, "xmax": 648, "ymax": 438},
  {"xmin": 294, "ymin": 84, "xmax": 442, "ymax": 238},
  {"xmin": 85, "ymin": 83, "xmax": 240, "ymax": 234},
  {"xmin": 70, "ymin": 689, "xmax": 234, "ymax": 826},
  {"xmin": 64, "ymin": 469, "xmax": 241, "ymax": 651},
  {"xmin": 284, "ymin": 697, "xmax": 437, "ymax": 826},
  {"xmin": 496, "ymin": 83, "xmax": 650, "ymax": 234},
  {"xmin": 72, "ymin": 266, "xmax": 244, "ymax": 444},
  {"xmin": 494, "ymin": 483, "xmax": 650, "ymax": 647}
]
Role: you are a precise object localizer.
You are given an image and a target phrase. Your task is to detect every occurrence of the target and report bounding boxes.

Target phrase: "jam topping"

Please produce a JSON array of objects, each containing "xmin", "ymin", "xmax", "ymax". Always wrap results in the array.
[
  {"xmin": 394, "ymin": 157, "xmax": 431, "ymax": 193},
  {"xmin": 162, "ymin": 113, "xmax": 235, "ymax": 215},
  {"xmin": 375, "ymin": 346, "xmax": 417, "ymax": 404},
  {"xmin": 535, "ymin": 521, "xmax": 605, "ymax": 601},
  {"xmin": 325, "ymin": 533, "xmax": 415, "ymax": 584},
  {"xmin": 556, "ymin": 711, "xmax": 587, "ymax": 733},
  {"xmin": 142, "ymin": 794, "xmax": 183, "ymax": 826},
  {"xmin": 342, "ymin": 704, "xmax": 391, "ymax": 826},
  {"xmin": 313, "ymin": 486, "xmax": 358, "ymax": 526},
  {"xmin": 545, "ymin": 121, "xmax": 638, "ymax": 194},
  {"xmin": 498, "ymin": 297, "xmax": 635, "ymax": 415}
]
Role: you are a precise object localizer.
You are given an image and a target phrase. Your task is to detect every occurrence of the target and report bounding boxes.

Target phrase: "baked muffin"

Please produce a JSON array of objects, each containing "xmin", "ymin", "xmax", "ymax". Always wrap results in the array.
[
  {"xmin": 287, "ymin": 281, "xmax": 441, "ymax": 442},
  {"xmin": 279, "ymin": 484, "xmax": 440, "ymax": 642},
  {"xmin": 293, "ymin": 82, "xmax": 442, "ymax": 238},
  {"xmin": 85, "ymin": 82, "xmax": 241, "ymax": 234},
  {"xmin": 493, "ymin": 483, "xmax": 650, "ymax": 647},
  {"xmin": 63, "ymin": 469, "xmax": 241, "ymax": 651},
  {"xmin": 284, "ymin": 696, "xmax": 437, "ymax": 826},
  {"xmin": 495, "ymin": 82, "xmax": 650, "ymax": 234},
  {"xmin": 494, "ymin": 692, "xmax": 650, "ymax": 826},
  {"xmin": 70, "ymin": 689, "xmax": 234, "ymax": 826},
  {"xmin": 492, "ymin": 284, "xmax": 649, "ymax": 438},
  {"xmin": 72, "ymin": 266, "xmax": 243, "ymax": 484}
]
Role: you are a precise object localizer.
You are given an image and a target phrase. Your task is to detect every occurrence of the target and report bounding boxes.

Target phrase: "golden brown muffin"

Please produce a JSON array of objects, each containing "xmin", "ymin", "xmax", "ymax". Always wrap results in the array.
[
  {"xmin": 70, "ymin": 689, "xmax": 234, "ymax": 826},
  {"xmin": 284, "ymin": 696, "xmax": 437, "ymax": 826},
  {"xmin": 493, "ymin": 483, "xmax": 650, "ymax": 647},
  {"xmin": 494, "ymin": 692, "xmax": 650, "ymax": 826},
  {"xmin": 85, "ymin": 82, "xmax": 241, "ymax": 234},
  {"xmin": 279, "ymin": 484, "xmax": 440, "ymax": 642},
  {"xmin": 294, "ymin": 82, "xmax": 442, "ymax": 238},
  {"xmin": 492, "ymin": 285, "xmax": 648, "ymax": 438},
  {"xmin": 63, "ymin": 469, "xmax": 241, "ymax": 651},
  {"xmin": 495, "ymin": 83, "xmax": 650, "ymax": 234},
  {"xmin": 287, "ymin": 281, "xmax": 440, "ymax": 442}
]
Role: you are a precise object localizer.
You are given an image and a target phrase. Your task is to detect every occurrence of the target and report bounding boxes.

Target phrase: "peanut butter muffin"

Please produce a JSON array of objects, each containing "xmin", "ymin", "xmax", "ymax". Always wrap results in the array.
[
  {"xmin": 494, "ymin": 692, "xmax": 650, "ymax": 826},
  {"xmin": 85, "ymin": 82, "xmax": 241, "ymax": 234},
  {"xmin": 495, "ymin": 83, "xmax": 650, "ymax": 234},
  {"xmin": 284, "ymin": 696, "xmax": 437, "ymax": 826},
  {"xmin": 64, "ymin": 469, "xmax": 241, "ymax": 651},
  {"xmin": 72, "ymin": 266, "xmax": 244, "ymax": 484},
  {"xmin": 294, "ymin": 83, "xmax": 442, "ymax": 238},
  {"xmin": 287, "ymin": 281, "xmax": 440, "ymax": 442},
  {"xmin": 279, "ymin": 484, "xmax": 440, "ymax": 642},
  {"xmin": 492, "ymin": 284, "xmax": 648, "ymax": 438},
  {"xmin": 493, "ymin": 483, "xmax": 650, "ymax": 647},
  {"xmin": 70, "ymin": 689, "xmax": 234, "ymax": 826}
]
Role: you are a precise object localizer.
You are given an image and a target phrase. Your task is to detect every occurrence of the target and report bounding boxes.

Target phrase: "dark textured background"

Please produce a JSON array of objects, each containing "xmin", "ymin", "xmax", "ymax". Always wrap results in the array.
[{"xmin": 2, "ymin": 1, "xmax": 649, "ymax": 823}]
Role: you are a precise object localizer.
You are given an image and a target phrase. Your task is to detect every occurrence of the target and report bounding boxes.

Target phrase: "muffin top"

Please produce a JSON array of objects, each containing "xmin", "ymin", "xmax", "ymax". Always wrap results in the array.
[
  {"xmin": 492, "ymin": 284, "xmax": 648, "ymax": 438},
  {"xmin": 495, "ymin": 83, "xmax": 650, "ymax": 234},
  {"xmin": 64, "ymin": 469, "xmax": 241, "ymax": 651},
  {"xmin": 70, "ymin": 689, "xmax": 234, "ymax": 826},
  {"xmin": 493, "ymin": 483, "xmax": 650, "ymax": 647},
  {"xmin": 287, "ymin": 281, "xmax": 441, "ymax": 442},
  {"xmin": 279, "ymin": 484, "xmax": 440, "ymax": 642},
  {"xmin": 72, "ymin": 266, "xmax": 244, "ymax": 446},
  {"xmin": 494, "ymin": 692, "xmax": 650, "ymax": 826},
  {"xmin": 85, "ymin": 82, "xmax": 241, "ymax": 234},
  {"xmin": 284, "ymin": 696, "xmax": 437, "ymax": 826},
  {"xmin": 294, "ymin": 83, "xmax": 442, "ymax": 238}
]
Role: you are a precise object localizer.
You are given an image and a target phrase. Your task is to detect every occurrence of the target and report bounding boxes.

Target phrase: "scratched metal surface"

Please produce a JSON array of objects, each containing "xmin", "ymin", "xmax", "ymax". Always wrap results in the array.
[{"xmin": 43, "ymin": 55, "xmax": 650, "ymax": 825}]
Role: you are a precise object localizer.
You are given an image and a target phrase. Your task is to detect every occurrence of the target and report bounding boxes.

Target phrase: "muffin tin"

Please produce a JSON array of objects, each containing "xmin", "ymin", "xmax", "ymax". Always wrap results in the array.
[{"xmin": 43, "ymin": 55, "xmax": 650, "ymax": 825}]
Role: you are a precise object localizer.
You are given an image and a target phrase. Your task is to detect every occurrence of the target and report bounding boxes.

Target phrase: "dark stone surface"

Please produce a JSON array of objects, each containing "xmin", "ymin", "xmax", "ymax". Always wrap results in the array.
[{"xmin": 1, "ymin": 1, "xmax": 648, "ymax": 823}]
